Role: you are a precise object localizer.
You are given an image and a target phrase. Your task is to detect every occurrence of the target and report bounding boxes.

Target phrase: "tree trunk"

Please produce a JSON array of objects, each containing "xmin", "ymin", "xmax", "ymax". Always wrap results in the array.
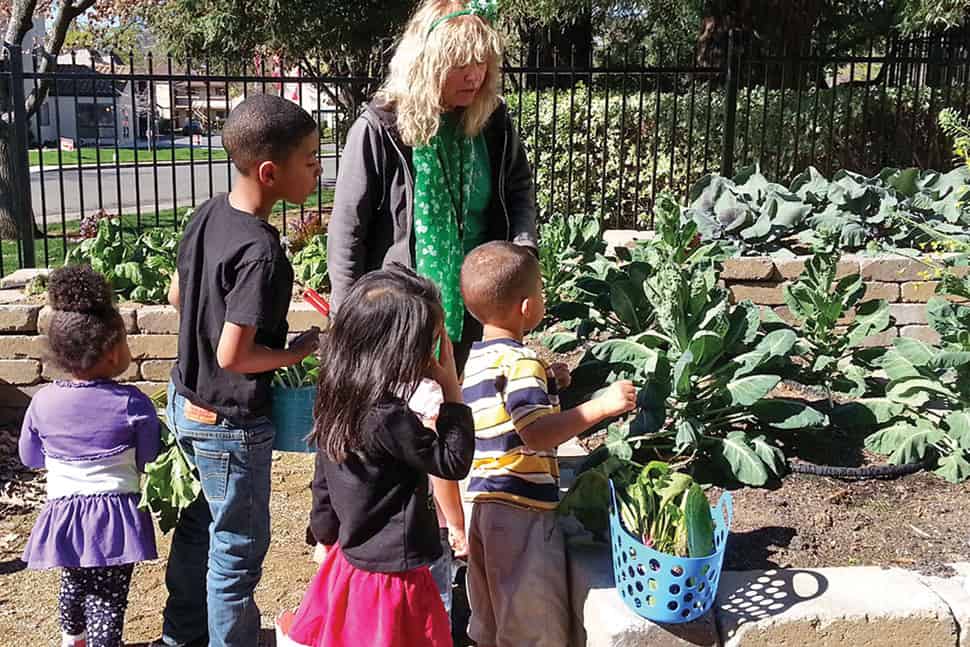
[{"xmin": 0, "ymin": 133, "xmax": 21, "ymax": 239}]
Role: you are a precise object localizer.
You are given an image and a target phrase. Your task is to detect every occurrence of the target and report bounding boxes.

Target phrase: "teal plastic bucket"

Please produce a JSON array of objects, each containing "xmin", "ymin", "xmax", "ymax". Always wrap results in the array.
[{"xmin": 271, "ymin": 385, "xmax": 316, "ymax": 453}]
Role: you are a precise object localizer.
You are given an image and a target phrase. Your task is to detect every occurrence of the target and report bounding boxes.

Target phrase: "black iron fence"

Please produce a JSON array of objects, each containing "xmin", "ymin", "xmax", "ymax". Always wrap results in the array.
[{"xmin": 4, "ymin": 30, "xmax": 970, "ymax": 273}]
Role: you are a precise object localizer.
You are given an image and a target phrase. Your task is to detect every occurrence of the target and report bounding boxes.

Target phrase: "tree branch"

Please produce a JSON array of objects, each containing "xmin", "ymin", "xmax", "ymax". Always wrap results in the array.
[
  {"xmin": 25, "ymin": 0, "xmax": 95, "ymax": 117},
  {"xmin": 4, "ymin": 0, "xmax": 40, "ymax": 45}
]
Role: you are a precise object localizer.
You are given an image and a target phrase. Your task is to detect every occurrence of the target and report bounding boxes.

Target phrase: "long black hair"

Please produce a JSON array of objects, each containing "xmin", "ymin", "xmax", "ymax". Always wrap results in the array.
[
  {"xmin": 46, "ymin": 265, "xmax": 125, "ymax": 375},
  {"xmin": 311, "ymin": 265, "xmax": 443, "ymax": 462}
]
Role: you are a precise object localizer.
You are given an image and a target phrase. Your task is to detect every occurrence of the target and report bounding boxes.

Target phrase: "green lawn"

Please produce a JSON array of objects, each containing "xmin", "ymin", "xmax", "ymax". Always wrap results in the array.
[
  {"xmin": 28, "ymin": 146, "xmax": 229, "ymax": 168},
  {"xmin": 2, "ymin": 189, "xmax": 334, "ymax": 275}
]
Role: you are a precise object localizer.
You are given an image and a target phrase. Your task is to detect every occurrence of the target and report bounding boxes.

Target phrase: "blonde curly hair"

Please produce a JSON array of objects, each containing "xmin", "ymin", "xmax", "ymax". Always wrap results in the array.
[{"xmin": 377, "ymin": 0, "xmax": 503, "ymax": 147}]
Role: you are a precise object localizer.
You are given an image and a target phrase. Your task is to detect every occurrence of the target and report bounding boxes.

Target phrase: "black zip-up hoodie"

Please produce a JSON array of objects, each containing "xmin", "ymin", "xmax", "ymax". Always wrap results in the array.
[
  {"xmin": 326, "ymin": 100, "xmax": 539, "ymax": 313},
  {"xmin": 308, "ymin": 398, "xmax": 474, "ymax": 573}
]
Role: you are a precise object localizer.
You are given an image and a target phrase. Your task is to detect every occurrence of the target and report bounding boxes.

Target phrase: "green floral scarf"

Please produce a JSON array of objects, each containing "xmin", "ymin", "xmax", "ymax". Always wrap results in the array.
[{"xmin": 413, "ymin": 117, "xmax": 477, "ymax": 342}]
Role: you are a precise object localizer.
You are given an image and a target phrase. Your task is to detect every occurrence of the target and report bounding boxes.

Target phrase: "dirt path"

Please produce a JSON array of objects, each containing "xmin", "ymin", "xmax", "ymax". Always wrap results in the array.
[{"xmin": 0, "ymin": 452, "xmax": 318, "ymax": 646}]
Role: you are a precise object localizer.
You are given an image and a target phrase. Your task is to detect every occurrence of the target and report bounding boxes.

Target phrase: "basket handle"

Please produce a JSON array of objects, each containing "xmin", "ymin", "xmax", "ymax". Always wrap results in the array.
[{"xmin": 713, "ymin": 492, "xmax": 734, "ymax": 530}]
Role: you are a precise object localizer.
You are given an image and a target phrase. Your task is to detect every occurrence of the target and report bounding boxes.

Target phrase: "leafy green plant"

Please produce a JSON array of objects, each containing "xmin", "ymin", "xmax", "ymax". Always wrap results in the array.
[
  {"xmin": 273, "ymin": 353, "xmax": 320, "ymax": 388},
  {"xmin": 686, "ymin": 165, "xmax": 810, "ymax": 255},
  {"xmin": 782, "ymin": 248, "xmax": 893, "ymax": 404},
  {"xmin": 850, "ymin": 334, "xmax": 970, "ymax": 483},
  {"xmin": 686, "ymin": 164, "xmax": 970, "ymax": 255},
  {"xmin": 291, "ymin": 233, "xmax": 329, "ymax": 293},
  {"xmin": 65, "ymin": 214, "xmax": 188, "ymax": 304},
  {"xmin": 564, "ymin": 196, "xmax": 828, "ymax": 486},
  {"xmin": 139, "ymin": 389, "xmax": 202, "ymax": 533},
  {"xmin": 539, "ymin": 213, "xmax": 605, "ymax": 320}
]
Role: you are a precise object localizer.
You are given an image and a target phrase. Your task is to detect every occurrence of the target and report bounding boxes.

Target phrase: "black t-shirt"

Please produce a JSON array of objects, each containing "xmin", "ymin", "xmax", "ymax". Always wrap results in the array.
[{"xmin": 171, "ymin": 194, "xmax": 294, "ymax": 422}]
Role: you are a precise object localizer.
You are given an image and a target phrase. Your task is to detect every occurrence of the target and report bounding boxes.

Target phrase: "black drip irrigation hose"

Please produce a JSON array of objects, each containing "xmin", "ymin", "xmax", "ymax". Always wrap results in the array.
[{"xmin": 787, "ymin": 459, "xmax": 928, "ymax": 480}]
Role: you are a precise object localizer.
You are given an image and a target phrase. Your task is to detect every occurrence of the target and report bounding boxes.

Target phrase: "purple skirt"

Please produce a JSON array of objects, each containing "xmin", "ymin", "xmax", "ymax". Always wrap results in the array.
[{"xmin": 22, "ymin": 493, "xmax": 158, "ymax": 569}]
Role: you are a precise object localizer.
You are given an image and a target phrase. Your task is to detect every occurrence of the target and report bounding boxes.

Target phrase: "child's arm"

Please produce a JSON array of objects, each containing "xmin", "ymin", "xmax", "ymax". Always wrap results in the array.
[
  {"xmin": 168, "ymin": 269, "xmax": 180, "ymax": 312},
  {"xmin": 309, "ymin": 451, "xmax": 340, "ymax": 547},
  {"xmin": 18, "ymin": 406, "xmax": 44, "ymax": 469},
  {"xmin": 130, "ymin": 392, "xmax": 162, "ymax": 471},
  {"xmin": 504, "ymin": 356, "xmax": 637, "ymax": 452},
  {"xmin": 518, "ymin": 381, "xmax": 636, "ymax": 451},
  {"xmin": 216, "ymin": 322, "xmax": 318, "ymax": 373},
  {"xmin": 430, "ymin": 477, "xmax": 467, "ymax": 556}
]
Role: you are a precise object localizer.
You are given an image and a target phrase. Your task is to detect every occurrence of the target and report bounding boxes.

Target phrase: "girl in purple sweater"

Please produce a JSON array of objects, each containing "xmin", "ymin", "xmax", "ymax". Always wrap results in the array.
[{"xmin": 19, "ymin": 265, "xmax": 161, "ymax": 647}]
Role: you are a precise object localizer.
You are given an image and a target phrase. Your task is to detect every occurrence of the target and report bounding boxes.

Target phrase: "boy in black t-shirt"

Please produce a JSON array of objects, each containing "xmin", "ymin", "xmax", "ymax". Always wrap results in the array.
[{"xmin": 158, "ymin": 95, "xmax": 321, "ymax": 647}]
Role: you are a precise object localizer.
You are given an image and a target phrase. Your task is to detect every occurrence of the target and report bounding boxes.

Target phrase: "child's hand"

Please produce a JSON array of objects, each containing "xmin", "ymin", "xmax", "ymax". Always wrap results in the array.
[
  {"xmin": 550, "ymin": 362, "xmax": 571, "ymax": 390},
  {"xmin": 448, "ymin": 523, "xmax": 468, "ymax": 558},
  {"xmin": 289, "ymin": 326, "xmax": 321, "ymax": 359},
  {"xmin": 312, "ymin": 542, "xmax": 331, "ymax": 565},
  {"xmin": 429, "ymin": 335, "xmax": 462, "ymax": 403},
  {"xmin": 596, "ymin": 380, "xmax": 637, "ymax": 419}
]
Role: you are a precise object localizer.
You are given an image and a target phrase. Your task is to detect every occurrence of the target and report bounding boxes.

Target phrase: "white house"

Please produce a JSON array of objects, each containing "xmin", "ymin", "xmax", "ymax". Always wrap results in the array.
[{"xmin": 20, "ymin": 18, "xmax": 139, "ymax": 148}]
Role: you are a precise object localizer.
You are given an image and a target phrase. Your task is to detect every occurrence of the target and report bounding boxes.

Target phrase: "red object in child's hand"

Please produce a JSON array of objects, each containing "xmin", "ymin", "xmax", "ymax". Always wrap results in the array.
[{"xmin": 303, "ymin": 289, "xmax": 330, "ymax": 317}]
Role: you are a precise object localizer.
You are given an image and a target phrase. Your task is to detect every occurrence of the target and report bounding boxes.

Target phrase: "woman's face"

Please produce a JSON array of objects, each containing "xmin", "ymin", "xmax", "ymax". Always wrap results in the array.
[{"xmin": 441, "ymin": 62, "xmax": 487, "ymax": 109}]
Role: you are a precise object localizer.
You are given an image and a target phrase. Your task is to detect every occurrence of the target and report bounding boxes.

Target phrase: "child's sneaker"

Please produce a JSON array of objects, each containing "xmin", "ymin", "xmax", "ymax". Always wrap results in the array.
[{"xmin": 61, "ymin": 632, "xmax": 86, "ymax": 647}]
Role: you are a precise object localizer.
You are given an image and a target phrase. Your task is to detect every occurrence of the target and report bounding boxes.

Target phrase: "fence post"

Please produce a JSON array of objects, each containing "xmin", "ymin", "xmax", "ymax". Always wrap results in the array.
[
  {"xmin": 720, "ymin": 30, "xmax": 739, "ymax": 178},
  {"xmin": 5, "ymin": 43, "xmax": 35, "ymax": 268}
]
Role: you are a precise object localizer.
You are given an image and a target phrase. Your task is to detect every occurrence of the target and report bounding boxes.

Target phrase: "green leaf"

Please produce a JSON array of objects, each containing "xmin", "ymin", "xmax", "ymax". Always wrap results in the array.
[
  {"xmin": 557, "ymin": 468, "xmax": 612, "ymax": 535},
  {"xmin": 831, "ymin": 399, "xmax": 906, "ymax": 430},
  {"xmin": 751, "ymin": 398, "xmax": 829, "ymax": 429},
  {"xmin": 754, "ymin": 329, "xmax": 798, "ymax": 359},
  {"xmin": 674, "ymin": 418, "xmax": 701, "ymax": 452},
  {"xmin": 750, "ymin": 434, "xmax": 787, "ymax": 476},
  {"xmin": 606, "ymin": 423, "xmax": 633, "ymax": 461},
  {"xmin": 673, "ymin": 349, "xmax": 696, "ymax": 397},
  {"xmin": 887, "ymin": 377, "xmax": 958, "ymax": 407},
  {"xmin": 727, "ymin": 375, "xmax": 781, "ymax": 406},
  {"xmin": 611, "ymin": 280, "xmax": 641, "ymax": 331},
  {"xmin": 714, "ymin": 432, "xmax": 771, "ymax": 486},
  {"xmin": 935, "ymin": 452, "xmax": 970, "ymax": 483},
  {"xmin": 591, "ymin": 340, "xmax": 658, "ymax": 371},
  {"xmin": 847, "ymin": 299, "xmax": 891, "ymax": 347},
  {"xmin": 543, "ymin": 332, "xmax": 580, "ymax": 353},
  {"xmin": 682, "ymin": 484, "xmax": 716, "ymax": 558},
  {"xmin": 893, "ymin": 337, "xmax": 938, "ymax": 367},
  {"xmin": 946, "ymin": 411, "xmax": 970, "ymax": 450}
]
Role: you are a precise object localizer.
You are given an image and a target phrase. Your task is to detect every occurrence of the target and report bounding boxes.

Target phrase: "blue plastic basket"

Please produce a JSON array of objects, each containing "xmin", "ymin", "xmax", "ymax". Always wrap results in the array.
[
  {"xmin": 608, "ymin": 480, "xmax": 733, "ymax": 624},
  {"xmin": 271, "ymin": 385, "xmax": 316, "ymax": 453}
]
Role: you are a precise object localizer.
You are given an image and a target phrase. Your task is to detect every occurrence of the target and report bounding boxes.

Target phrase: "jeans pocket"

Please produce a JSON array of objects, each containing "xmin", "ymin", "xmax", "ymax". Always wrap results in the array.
[{"xmin": 195, "ymin": 448, "xmax": 230, "ymax": 502}]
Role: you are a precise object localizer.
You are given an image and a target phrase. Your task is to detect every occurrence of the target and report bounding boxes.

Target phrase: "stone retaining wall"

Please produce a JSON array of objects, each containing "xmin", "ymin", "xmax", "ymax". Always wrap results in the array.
[
  {"xmin": 603, "ymin": 231, "xmax": 967, "ymax": 347},
  {"xmin": 2, "ymin": 246, "xmax": 965, "ymax": 421},
  {"xmin": 0, "ymin": 288, "xmax": 325, "ymax": 424}
]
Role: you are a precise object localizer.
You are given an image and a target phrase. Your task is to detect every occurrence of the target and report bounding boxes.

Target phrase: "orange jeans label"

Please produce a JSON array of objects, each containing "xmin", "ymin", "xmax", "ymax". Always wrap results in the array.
[{"xmin": 184, "ymin": 401, "xmax": 218, "ymax": 425}]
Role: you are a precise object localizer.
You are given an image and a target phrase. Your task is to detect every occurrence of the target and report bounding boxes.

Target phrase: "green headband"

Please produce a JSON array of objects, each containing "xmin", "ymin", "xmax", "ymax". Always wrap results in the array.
[{"xmin": 427, "ymin": 0, "xmax": 499, "ymax": 36}]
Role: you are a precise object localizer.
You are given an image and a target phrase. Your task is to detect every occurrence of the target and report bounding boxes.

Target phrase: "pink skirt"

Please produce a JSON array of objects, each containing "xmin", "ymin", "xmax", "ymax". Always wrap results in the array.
[{"xmin": 288, "ymin": 546, "xmax": 452, "ymax": 647}]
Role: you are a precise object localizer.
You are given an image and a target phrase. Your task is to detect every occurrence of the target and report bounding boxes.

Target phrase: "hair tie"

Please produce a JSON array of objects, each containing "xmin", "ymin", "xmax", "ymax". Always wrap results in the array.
[{"xmin": 427, "ymin": 0, "xmax": 499, "ymax": 36}]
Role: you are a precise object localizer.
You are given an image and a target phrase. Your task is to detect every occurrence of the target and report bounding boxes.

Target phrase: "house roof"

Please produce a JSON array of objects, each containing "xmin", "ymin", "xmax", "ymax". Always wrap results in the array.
[{"xmin": 47, "ymin": 64, "xmax": 127, "ymax": 98}]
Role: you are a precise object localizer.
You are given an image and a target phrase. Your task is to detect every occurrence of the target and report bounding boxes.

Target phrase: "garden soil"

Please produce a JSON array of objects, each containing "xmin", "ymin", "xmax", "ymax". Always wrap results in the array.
[{"xmin": 2, "ymin": 431, "xmax": 969, "ymax": 645}]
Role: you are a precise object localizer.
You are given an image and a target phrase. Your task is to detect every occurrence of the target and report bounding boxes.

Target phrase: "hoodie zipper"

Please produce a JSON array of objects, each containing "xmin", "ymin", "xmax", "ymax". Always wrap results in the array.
[
  {"xmin": 385, "ymin": 124, "xmax": 417, "ymax": 267},
  {"xmin": 499, "ymin": 121, "xmax": 510, "ymax": 240}
]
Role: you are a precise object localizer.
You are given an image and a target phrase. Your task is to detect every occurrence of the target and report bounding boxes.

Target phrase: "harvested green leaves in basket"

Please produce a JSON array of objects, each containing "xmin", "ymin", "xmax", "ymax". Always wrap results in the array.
[{"xmin": 274, "ymin": 353, "xmax": 320, "ymax": 388}]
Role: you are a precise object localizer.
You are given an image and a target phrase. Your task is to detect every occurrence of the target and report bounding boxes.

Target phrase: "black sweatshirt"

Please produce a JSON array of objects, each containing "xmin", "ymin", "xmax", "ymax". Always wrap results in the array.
[{"xmin": 309, "ymin": 398, "xmax": 474, "ymax": 573}]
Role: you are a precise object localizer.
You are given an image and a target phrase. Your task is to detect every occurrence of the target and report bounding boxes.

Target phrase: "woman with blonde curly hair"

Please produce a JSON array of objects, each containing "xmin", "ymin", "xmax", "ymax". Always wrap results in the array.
[{"xmin": 327, "ymin": 0, "xmax": 538, "ymax": 372}]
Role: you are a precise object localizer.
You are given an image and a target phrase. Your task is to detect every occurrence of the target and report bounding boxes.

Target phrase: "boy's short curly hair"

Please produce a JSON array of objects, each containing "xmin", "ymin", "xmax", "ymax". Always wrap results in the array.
[
  {"xmin": 460, "ymin": 242, "xmax": 541, "ymax": 324},
  {"xmin": 46, "ymin": 265, "xmax": 125, "ymax": 375},
  {"xmin": 222, "ymin": 94, "xmax": 317, "ymax": 174}
]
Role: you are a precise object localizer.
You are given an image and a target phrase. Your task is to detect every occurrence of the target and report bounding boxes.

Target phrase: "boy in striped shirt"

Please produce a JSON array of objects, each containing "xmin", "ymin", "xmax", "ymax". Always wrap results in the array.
[{"xmin": 459, "ymin": 242, "xmax": 637, "ymax": 647}]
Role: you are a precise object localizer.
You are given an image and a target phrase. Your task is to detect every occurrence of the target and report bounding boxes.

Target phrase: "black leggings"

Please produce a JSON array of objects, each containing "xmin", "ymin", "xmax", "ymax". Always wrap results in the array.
[{"xmin": 59, "ymin": 564, "xmax": 134, "ymax": 647}]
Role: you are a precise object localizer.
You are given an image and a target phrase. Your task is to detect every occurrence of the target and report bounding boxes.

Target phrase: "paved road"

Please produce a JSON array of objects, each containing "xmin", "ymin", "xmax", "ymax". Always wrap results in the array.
[{"xmin": 29, "ymin": 150, "xmax": 339, "ymax": 225}]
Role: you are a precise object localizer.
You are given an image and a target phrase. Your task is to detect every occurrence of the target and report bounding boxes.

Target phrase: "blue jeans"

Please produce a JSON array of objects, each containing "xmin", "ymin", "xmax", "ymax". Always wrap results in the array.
[
  {"xmin": 161, "ymin": 382, "xmax": 274, "ymax": 647},
  {"xmin": 429, "ymin": 528, "xmax": 454, "ymax": 622}
]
